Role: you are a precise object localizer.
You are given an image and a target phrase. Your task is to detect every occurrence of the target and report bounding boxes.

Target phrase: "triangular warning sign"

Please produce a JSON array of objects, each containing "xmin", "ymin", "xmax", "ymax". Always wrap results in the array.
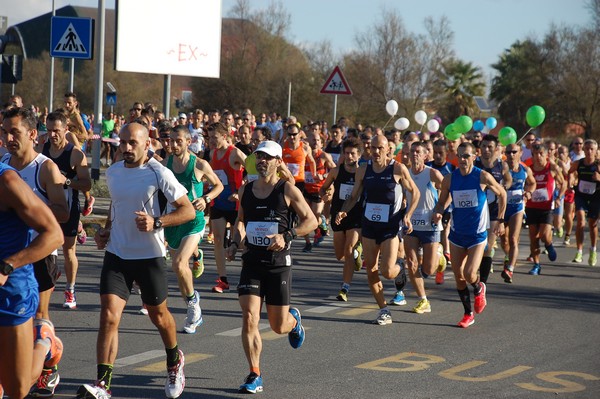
[
  {"xmin": 53, "ymin": 23, "xmax": 87, "ymax": 54},
  {"xmin": 320, "ymin": 66, "xmax": 352, "ymax": 95}
]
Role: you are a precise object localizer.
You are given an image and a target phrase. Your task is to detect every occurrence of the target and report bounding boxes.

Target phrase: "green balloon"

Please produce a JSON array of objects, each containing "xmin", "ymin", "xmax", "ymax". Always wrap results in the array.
[
  {"xmin": 444, "ymin": 123, "xmax": 462, "ymax": 141},
  {"xmin": 526, "ymin": 105, "xmax": 546, "ymax": 128},
  {"xmin": 454, "ymin": 115, "xmax": 473, "ymax": 134},
  {"xmin": 498, "ymin": 126, "xmax": 517, "ymax": 146}
]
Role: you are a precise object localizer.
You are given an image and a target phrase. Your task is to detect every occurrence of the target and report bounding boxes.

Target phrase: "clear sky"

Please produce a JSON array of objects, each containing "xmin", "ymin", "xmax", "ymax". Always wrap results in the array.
[{"xmin": 2, "ymin": 0, "xmax": 591, "ymax": 85}]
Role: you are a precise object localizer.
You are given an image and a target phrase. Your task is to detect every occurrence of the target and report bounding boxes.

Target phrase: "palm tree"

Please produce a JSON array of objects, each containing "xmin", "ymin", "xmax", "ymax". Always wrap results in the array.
[{"xmin": 438, "ymin": 59, "xmax": 485, "ymax": 121}]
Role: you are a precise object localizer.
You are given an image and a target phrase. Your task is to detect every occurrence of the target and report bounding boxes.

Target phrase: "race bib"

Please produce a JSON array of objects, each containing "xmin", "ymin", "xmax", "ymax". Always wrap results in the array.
[
  {"xmin": 532, "ymin": 188, "xmax": 549, "ymax": 202},
  {"xmin": 214, "ymin": 169, "xmax": 229, "ymax": 185},
  {"xmin": 411, "ymin": 209, "xmax": 437, "ymax": 231},
  {"xmin": 287, "ymin": 163, "xmax": 300, "ymax": 176},
  {"xmin": 247, "ymin": 174, "xmax": 259, "ymax": 182},
  {"xmin": 339, "ymin": 183, "xmax": 353, "ymax": 200},
  {"xmin": 246, "ymin": 222, "xmax": 278, "ymax": 247},
  {"xmin": 578, "ymin": 180, "xmax": 596, "ymax": 195},
  {"xmin": 364, "ymin": 203, "xmax": 390, "ymax": 223},
  {"xmin": 453, "ymin": 189, "xmax": 478, "ymax": 208},
  {"xmin": 304, "ymin": 171, "xmax": 315, "ymax": 184},
  {"xmin": 507, "ymin": 189, "xmax": 523, "ymax": 205}
]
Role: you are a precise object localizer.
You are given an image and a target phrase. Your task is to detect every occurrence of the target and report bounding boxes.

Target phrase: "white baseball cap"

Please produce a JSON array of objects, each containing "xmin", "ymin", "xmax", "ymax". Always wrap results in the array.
[{"xmin": 254, "ymin": 140, "xmax": 282, "ymax": 158}]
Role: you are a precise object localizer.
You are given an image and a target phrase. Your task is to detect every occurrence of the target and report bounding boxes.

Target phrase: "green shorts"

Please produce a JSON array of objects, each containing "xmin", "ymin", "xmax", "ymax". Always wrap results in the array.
[{"xmin": 165, "ymin": 212, "xmax": 206, "ymax": 250}]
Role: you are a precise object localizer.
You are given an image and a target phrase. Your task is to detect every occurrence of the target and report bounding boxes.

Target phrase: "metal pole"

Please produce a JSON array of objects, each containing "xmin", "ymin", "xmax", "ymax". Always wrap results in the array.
[
  {"xmin": 69, "ymin": 58, "xmax": 74, "ymax": 91},
  {"xmin": 91, "ymin": 0, "xmax": 105, "ymax": 181},
  {"xmin": 163, "ymin": 74, "xmax": 171, "ymax": 117},
  {"xmin": 48, "ymin": 0, "xmax": 55, "ymax": 111},
  {"xmin": 333, "ymin": 95, "xmax": 338, "ymax": 125},
  {"xmin": 287, "ymin": 81, "xmax": 292, "ymax": 117}
]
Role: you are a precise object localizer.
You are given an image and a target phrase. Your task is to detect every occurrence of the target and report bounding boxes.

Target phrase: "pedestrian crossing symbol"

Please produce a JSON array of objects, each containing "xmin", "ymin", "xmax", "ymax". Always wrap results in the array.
[
  {"xmin": 50, "ymin": 16, "xmax": 94, "ymax": 60},
  {"xmin": 320, "ymin": 66, "xmax": 352, "ymax": 95}
]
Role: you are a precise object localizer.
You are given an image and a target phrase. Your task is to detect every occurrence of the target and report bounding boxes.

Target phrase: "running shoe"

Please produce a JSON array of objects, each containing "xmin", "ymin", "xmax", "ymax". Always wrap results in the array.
[
  {"xmin": 501, "ymin": 268, "xmax": 513, "ymax": 283},
  {"xmin": 319, "ymin": 214, "xmax": 328, "ymax": 234},
  {"xmin": 474, "ymin": 282, "xmax": 487, "ymax": 314},
  {"xmin": 336, "ymin": 289, "xmax": 348, "ymax": 302},
  {"xmin": 63, "ymin": 290, "xmax": 77, "ymax": 309},
  {"xmin": 192, "ymin": 249, "xmax": 204, "ymax": 279},
  {"xmin": 589, "ymin": 251, "xmax": 597, "ymax": 266},
  {"xmin": 545, "ymin": 243, "xmax": 557, "ymax": 261},
  {"xmin": 212, "ymin": 278, "xmax": 230, "ymax": 293},
  {"xmin": 139, "ymin": 304, "xmax": 149, "ymax": 315},
  {"xmin": 528, "ymin": 263, "xmax": 541, "ymax": 275},
  {"xmin": 30, "ymin": 367, "xmax": 60, "ymax": 398},
  {"xmin": 239, "ymin": 373, "xmax": 263, "ymax": 394},
  {"xmin": 444, "ymin": 252, "xmax": 451, "ymax": 266},
  {"xmin": 302, "ymin": 242, "xmax": 312, "ymax": 252},
  {"xmin": 557, "ymin": 227, "xmax": 564, "ymax": 238},
  {"xmin": 206, "ymin": 233, "xmax": 214, "ymax": 244},
  {"xmin": 457, "ymin": 313, "xmax": 475, "ymax": 328},
  {"xmin": 389, "ymin": 290, "xmax": 407, "ymax": 306},
  {"xmin": 572, "ymin": 251, "xmax": 583, "ymax": 263},
  {"xmin": 435, "ymin": 252, "xmax": 447, "ymax": 285},
  {"xmin": 288, "ymin": 307, "xmax": 305, "ymax": 349},
  {"xmin": 313, "ymin": 228, "xmax": 324, "ymax": 246},
  {"xmin": 372, "ymin": 308, "xmax": 392, "ymax": 325},
  {"xmin": 183, "ymin": 291, "xmax": 203, "ymax": 334},
  {"xmin": 526, "ymin": 254, "xmax": 534, "ymax": 262},
  {"xmin": 353, "ymin": 242, "xmax": 363, "ymax": 271},
  {"xmin": 165, "ymin": 350, "xmax": 185, "ymax": 399},
  {"xmin": 77, "ymin": 221, "xmax": 87, "ymax": 244},
  {"xmin": 34, "ymin": 319, "xmax": 64, "ymax": 368},
  {"xmin": 435, "ymin": 271, "xmax": 445, "ymax": 285},
  {"xmin": 563, "ymin": 235, "xmax": 571, "ymax": 246},
  {"xmin": 82, "ymin": 196, "xmax": 95, "ymax": 217},
  {"xmin": 413, "ymin": 298, "xmax": 431, "ymax": 314},
  {"xmin": 76, "ymin": 381, "xmax": 111, "ymax": 399}
]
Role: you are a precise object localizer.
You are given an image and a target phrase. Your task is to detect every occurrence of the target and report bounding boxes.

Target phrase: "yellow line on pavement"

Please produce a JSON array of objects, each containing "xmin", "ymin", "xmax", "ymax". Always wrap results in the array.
[
  {"xmin": 338, "ymin": 304, "xmax": 379, "ymax": 316},
  {"xmin": 135, "ymin": 353, "xmax": 214, "ymax": 372}
]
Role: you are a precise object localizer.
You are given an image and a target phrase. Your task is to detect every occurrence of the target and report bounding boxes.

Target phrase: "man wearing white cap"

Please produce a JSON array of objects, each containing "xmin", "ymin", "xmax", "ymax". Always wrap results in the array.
[{"xmin": 226, "ymin": 140, "xmax": 317, "ymax": 394}]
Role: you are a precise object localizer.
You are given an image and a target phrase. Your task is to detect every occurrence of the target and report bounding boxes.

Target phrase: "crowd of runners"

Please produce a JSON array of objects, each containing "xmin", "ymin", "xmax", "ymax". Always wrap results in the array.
[{"xmin": 1, "ymin": 93, "xmax": 598, "ymax": 398}]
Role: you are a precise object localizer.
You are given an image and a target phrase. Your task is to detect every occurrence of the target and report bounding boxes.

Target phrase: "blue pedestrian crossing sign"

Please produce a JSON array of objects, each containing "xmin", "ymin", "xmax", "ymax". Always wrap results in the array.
[
  {"xmin": 106, "ymin": 92, "xmax": 117, "ymax": 106},
  {"xmin": 50, "ymin": 17, "xmax": 94, "ymax": 59}
]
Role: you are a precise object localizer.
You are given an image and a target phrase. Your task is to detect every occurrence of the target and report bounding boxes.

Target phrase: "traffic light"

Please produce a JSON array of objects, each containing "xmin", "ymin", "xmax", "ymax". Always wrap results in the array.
[
  {"xmin": 1, "ymin": 54, "xmax": 23, "ymax": 84},
  {"xmin": 175, "ymin": 99, "xmax": 182, "ymax": 108}
]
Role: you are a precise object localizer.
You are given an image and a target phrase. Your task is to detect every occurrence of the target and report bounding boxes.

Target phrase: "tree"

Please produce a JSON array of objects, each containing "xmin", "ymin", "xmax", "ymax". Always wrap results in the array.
[{"xmin": 435, "ymin": 59, "xmax": 485, "ymax": 122}]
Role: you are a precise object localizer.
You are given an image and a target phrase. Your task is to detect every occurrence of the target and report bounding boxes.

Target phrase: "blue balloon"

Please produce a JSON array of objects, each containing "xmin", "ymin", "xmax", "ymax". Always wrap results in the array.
[
  {"xmin": 473, "ymin": 120, "xmax": 484, "ymax": 132},
  {"xmin": 486, "ymin": 117, "xmax": 497, "ymax": 130}
]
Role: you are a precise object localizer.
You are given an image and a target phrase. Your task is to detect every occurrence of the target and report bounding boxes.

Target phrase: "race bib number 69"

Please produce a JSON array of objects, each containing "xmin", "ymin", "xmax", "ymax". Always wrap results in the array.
[{"xmin": 365, "ymin": 203, "xmax": 390, "ymax": 223}]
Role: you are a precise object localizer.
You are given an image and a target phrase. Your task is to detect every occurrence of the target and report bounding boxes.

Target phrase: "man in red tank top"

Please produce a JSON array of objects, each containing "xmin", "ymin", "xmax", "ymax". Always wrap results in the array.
[{"xmin": 525, "ymin": 144, "xmax": 565, "ymax": 275}]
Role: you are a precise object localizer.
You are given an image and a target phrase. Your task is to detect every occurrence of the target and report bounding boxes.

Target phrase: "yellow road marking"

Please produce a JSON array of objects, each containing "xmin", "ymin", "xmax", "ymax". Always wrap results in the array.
[{"xmin": 136, "ymin": 353, "xmax": 214, "ymax": 372}]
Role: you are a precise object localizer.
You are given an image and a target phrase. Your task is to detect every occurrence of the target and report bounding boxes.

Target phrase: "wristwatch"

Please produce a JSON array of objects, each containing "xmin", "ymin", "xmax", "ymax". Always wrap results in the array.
[
  {"xmin": 153, "ymin": 217, "xmax": 163, "ymax": 230},
  {"xmin": 204, "ymin": 195, "xmax": 211, "ymax": 203},
  {"xmin": 0, "ymin": 260, "xmax": 15, "ymax": 276},
  {"xmin": 63, "ymin": 178, "xmax": 71, "ymax": 189}
]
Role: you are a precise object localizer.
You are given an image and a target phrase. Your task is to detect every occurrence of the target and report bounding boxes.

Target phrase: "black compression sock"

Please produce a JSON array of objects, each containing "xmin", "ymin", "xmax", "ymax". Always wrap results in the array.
[
  {"xmin": 166, "ymin": 345, "xmax": 180, "ymax": 367},
  {"xmin": 458, "ymin": 287, "xmax": 472, "ymax": 315},
  {"xmin": 479, "ymin": 256, "xmax": 493, "ymax": 283},
  {"xmin": 97, "ymin": 364, "xmax": 113, "ymax": 390}
]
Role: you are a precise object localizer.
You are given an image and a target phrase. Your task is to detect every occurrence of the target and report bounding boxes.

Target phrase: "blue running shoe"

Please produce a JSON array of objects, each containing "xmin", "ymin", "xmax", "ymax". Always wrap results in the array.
[
  {"xmin": 528, "ymin": 264, "xmax": 541, "ymax": 275},
  {"xmin": 545, "ymin": 244, "xmax": 557, "ymax": 262},
  {"xmin": 389, "ymin": 290, "xmax": 407, "ymax": 305},
  {"xmin": 288, "ymin": 307, "xmax": 305, "ymax": 349},
  {"xmin": 239, "ymin": 373, "xmax": 263, "ymax": 394}
]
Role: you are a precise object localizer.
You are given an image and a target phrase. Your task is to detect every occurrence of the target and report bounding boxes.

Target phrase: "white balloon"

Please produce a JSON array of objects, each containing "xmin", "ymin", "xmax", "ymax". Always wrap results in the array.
[
  {"xmin": 394, "ymin": 117, "xmax": 410, "ymax": 131},
  {"xmin": 414, "ymin": 110, "xmax": 428, "ymax": 126},
  {"xmin": 386, "ymin": 100, "xmax": 399, "ymax": 116},
  {"xmin": 426, "ymin": 119, "xmax": 440, "ymax": 133},
  {"xmin": 482, "ymin": 125, "xmax": 490, "ymax": 134}
]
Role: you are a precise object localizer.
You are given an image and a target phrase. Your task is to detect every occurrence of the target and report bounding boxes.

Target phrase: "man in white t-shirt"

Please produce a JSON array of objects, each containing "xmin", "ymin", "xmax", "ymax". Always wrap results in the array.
[{"xmin": 78, "ymin": 122, "xmax": 195, "ymax": 399}]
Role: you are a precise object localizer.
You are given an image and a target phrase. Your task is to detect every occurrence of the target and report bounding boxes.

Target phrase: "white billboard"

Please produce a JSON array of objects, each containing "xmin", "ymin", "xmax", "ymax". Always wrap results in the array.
[{"xmin": 115, "ymin": 0, "xmax": 222, "ymax": 78}]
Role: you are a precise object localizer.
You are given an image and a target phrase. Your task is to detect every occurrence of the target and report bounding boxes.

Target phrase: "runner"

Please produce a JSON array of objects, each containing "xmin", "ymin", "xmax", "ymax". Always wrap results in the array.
[
  {"xmin": 569, "ymin": 139, "xmax": 600, "ymax": 265},
  {"xmin": 319, "ymin": 137, "xmax": 364, "ymax": 301},
  {"xmin": 500, "ymin": 143, "xmax": 536, "ymax": 283},
  {"xmin": 525, "ymin": 143, "xmax": 564, "ymax": 275},
  {"xmin": 0, "ymin": 162, "xmax": 64, "ymax": 399},
  {"xmin": 77, "ymin": 122, "xmax": 195, "ymax": 399},
  {"xmin": 431, "ymin": 142, "xmax": 506, "ymax": 328},
  {"xmin": 164, "ymin": 125, "xmax": 224, "ymax": 333},
  {"xmin": 225, "ymin": 141, "xmax": 317, "ymax": 394},
  {"xmin": 336, "ymin": 135, "xmax": 420, "ymax": 325}
]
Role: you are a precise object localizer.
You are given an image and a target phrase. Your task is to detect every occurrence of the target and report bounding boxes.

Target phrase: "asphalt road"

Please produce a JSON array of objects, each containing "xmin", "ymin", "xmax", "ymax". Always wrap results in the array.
[{"xmin": 39, "ymin": 219, "xmax": 600, "ymax": 399}]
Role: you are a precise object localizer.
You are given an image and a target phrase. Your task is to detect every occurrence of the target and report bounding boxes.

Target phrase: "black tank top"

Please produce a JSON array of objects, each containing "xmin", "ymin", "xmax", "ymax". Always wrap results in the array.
[
  {"xmin": 42, "ymin": 141, "xmax": 79, "ymax": 201},
  {"xmin": 331, "ymin": 164, "xmax": 363, "ymax": 218},
  {"xmin": 241, "ymin": 179, "xmax": 292, "ymax": 266}
]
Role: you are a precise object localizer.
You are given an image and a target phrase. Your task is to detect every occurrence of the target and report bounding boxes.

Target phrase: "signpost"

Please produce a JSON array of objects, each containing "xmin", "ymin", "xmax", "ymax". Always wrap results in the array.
[{"xmin": 320, "ymin": 66, "xmax": 352, "ymax": 124}]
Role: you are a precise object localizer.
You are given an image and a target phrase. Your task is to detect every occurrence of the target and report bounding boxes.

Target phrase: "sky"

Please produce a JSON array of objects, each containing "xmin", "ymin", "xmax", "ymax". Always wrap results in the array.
[{"xmin": 2, "ymin": 0, "xmax": 591, "ymax": 87}]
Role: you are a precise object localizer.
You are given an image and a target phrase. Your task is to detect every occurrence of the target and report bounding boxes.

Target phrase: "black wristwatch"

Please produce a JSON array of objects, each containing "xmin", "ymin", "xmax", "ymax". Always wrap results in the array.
[
  {"xmin": 153, "ymin": 217, "xmax": 163, "ymax": 230},
  {"xmin": 0, "ymin": 260, "xmax": 15, "ymax": 276}
]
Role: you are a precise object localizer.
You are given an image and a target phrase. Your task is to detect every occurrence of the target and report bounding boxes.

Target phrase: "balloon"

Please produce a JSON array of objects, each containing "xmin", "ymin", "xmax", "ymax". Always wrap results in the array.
[
  {"xmin": 426, "ymin": 119, "xmax": 440, "ymax": 133},
  {"xmin": 386, "ymin": 100, "xmax": 399, "ymax": 116},
  {"xmin": 414, "ymin": 110, "xmax": 427, "ymax": 126},
  {"xmin": 526, "ymin": 105, "xmax": 546, "ymax": 128},
  {"xmin": 454, "ymin": 115, "xmax": 473, "ymax": 134},
  {"xmin": 481, "ymin": 125, "xmax": 490, "ymax": 134},
  {"xmin": 473, "ymin": 120, "xmax": 484, "ymax": 132},
  {"xmin": 444, "ymin": 124, "xmax": 462, "ymax": 141},
  {"xmin": 394, "ymin": 117, "xmax": 410, "ymax": 131},
  {"xmin": 498, "ymin": 126, "xmax": 517, "ymax": 146},
  {"xmin": 485, "ymin": 117, "xmax": 497, "ymax": 130}
]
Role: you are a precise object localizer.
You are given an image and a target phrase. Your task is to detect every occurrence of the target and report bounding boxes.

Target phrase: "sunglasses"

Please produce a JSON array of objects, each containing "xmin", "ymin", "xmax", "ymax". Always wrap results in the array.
[
  {"xmin": 574, "ymin": 142, "xmax": 583, "ymax": 145},
  {"xmin": 256, "ymin": 152, "xmax": 276, "ymax": 160},
  {"xmin": 134, "ymin": 108, "xmax": 142, "ymax": 111},
  {"xmin": 288, "ymin": 133, "xmax": 298, "ymax": 137},
  {"xmin": 458, "ymin": 153, "xmax": 474, "ymax": 159},
  {"xmin": 505, "ymin": 150, "xmax": 519, "ymax": 154}
]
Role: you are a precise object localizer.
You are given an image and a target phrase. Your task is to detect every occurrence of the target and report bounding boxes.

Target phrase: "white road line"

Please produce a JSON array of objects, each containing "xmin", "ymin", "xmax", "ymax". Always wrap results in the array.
[
  {"xmin": 305, "ymin": 302, "xmax": 352, "ymax": 314},
  {"xmin": 216, "ymin": 323, "xmax": 271, "ymax": 337},
  {"xmin": 114, "ymin": 350, "xmax": 165, "ymax": 368}
]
